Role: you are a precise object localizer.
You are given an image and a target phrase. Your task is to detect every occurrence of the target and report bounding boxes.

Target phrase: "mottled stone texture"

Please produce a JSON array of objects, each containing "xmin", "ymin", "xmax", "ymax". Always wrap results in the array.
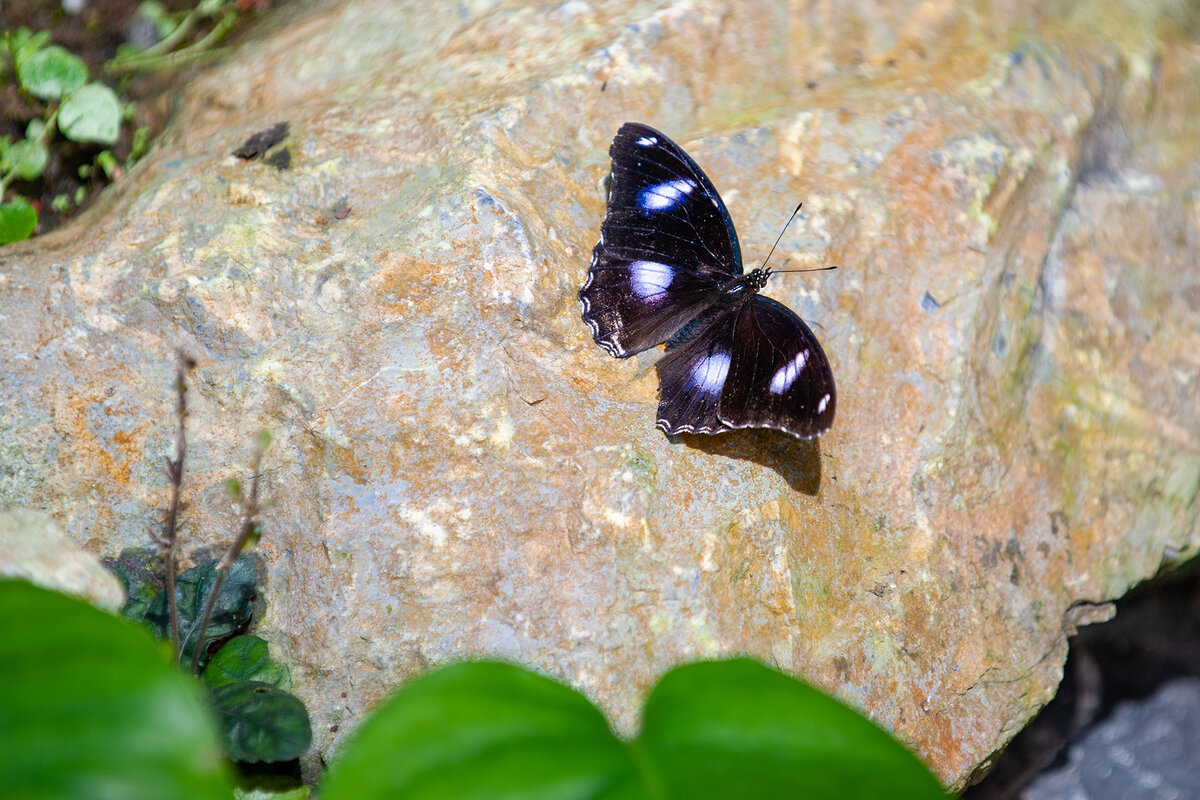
[
  {"xmin": 1, "ymin": 0, "xmax": 1198, "ymax": 788},
  {"xmin": 0, "ymin": 510, "xmax": 124, "ymax": 611}
]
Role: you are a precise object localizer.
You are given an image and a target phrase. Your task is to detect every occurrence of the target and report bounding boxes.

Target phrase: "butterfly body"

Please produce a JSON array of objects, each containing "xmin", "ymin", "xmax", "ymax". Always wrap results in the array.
[{"xmin": 579, "ymin": 123, "xmax": 836, "ymax": 440}]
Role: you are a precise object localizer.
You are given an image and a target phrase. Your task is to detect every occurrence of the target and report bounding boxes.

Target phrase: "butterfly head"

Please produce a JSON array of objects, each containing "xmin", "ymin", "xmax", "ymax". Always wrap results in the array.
[{"xmin": 746, "ymin": 267, "xmax": 772, "ymax": 291}]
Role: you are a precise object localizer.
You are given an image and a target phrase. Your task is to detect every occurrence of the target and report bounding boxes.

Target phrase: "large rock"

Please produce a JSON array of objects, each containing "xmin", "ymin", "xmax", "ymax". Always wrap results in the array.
[
  {"xmin": 1, "ymin": 0, "xmax": 1197, "ymax": 788},
  {"xmin": 0, "ymin": 509, "xmax": 124, "ymax": 611},
  {"xmin": 1024, "ymin": 678, "xmax": 1200, "ymax": 800}
]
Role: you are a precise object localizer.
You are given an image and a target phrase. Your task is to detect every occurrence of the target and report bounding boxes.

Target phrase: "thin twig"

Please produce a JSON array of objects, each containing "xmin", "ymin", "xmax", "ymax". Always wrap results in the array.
[
  {"xmin": 188, "ymin": 434, "xmax": 267, "ymax": 674},
  {"xmin": 107, "ymin": 9, "xmax": 238, "ymax": 76},
  {"xmin": 162, "ymin": 352, "xmax": 195, "ymax": 664}
]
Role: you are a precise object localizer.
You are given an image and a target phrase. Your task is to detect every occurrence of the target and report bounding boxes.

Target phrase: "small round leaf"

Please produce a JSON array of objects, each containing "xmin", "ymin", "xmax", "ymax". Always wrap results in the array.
[
  {"xmin": 145, "ymin": 555, "xmax": 258, "ymax": 670},
  {"xmin": 0, "ymin": 198, "xmax": 38, "ymax": 244},
  {"xmin": 20, "ymin": 45, "xmax": 87, "ymax": 100},
  {"xmin": 6, "ymin": 138, "xmax": 49, "ymax": 181},
  {"xmin": 59, "ymin": 82, "xmax": 121, "ymax": 145},
  {"xmin": 103, "ymin": 547, "xmax": 165, "ymax": 624},
  {"xmin": 203, "ymin": 635, "xmax": 292, "ymax": 691},
  {"xmin": 210, "ymin": 681, "xmax": 312, "ymax": 763}
]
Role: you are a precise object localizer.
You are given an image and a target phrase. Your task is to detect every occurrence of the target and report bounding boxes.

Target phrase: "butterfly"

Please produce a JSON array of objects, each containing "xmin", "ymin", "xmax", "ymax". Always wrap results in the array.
[{"xmin": 579, "ymin": 122, "xmax": 836, "ymax": 440}]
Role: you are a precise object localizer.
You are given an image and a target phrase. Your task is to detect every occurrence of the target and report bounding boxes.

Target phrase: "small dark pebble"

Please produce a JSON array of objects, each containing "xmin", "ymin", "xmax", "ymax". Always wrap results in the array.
[
  {"xmin": 264, "ymin": 147, "xmax": 291, "ymax": 170},
  {"xmin": 234, "ymin": 122, "xmax": 290, "ymax": 159}
]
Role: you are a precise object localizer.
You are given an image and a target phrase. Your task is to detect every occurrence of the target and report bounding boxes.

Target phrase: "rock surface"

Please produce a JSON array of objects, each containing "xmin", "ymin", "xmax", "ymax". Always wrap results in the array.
[
  {"xmin": 0, "ymin": 509, "xmax": 124, "ymax": 611},
  {"xmin": 1, "ymin": 0, "xmax": 1198, "ymax": 788}
]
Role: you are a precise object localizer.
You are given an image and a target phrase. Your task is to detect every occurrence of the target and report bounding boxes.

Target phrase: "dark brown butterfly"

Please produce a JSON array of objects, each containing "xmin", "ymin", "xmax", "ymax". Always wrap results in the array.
[{"xmin": 579, "ymin": 122, "xmax": 835, "ymax": 439}]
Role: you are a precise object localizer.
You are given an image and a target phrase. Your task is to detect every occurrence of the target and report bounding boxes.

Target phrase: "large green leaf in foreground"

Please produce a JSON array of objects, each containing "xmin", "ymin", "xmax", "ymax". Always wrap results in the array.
[
  {"xmin": 638, "ymin": 658, "xmax": 948, "ymax": 798},
  {"xmin": 321, "ymin": 661, "xmax": 644, "ymax": 800},
  {"xmin": 322, "ymin": 658, "xmax": 948, "ymax": 800},
  {"xmin": 0, "ymin": 579, "xmax": 230, "ymax": 800}
]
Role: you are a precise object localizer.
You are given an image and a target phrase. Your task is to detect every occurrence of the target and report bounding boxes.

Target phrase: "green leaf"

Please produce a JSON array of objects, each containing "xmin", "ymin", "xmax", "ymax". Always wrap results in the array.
[
  {"xmin": 20, "ymin": 44, "xmax": 88, "ymax": 100},
  {"xmin": 103, "ymin": 547, "xmax": 165, "ymax": 624},
  {"xmin": 59, "ymin": 82, "xmax": 122, "ymax": 145},
  {"xmin": 225, "ymin": 477, "xmax": 243, "ymax": 498},
  {"xmin": 209, "ymin": 681, "xmax": 312, "ymax": 763},
  {"xmin": 130, "ymin": 123, "xmax": 151, "ymax": 160},
  {"xmin": 0, "ymin": 579, "xmax": 231, "ymax": 799},
  {"xmin": 244, "ymin": 521, "xmax": 263, "ymax": 552},
  {"xmin": 3, "ymin": 138, "xmax": 48, "ymax": 181},
  {"xmin": 203, "ymin": 635, "xmax": 291, "ymax": 691},
  {"xmin": 0, "ymin": 198, "xmax": 37, "ymax": 244},
  {"xmin": 145, "ymin": 555, "xmax": 258, "ymax": 669},
  {"xmin": 3, "ymin": 28, "xmax": 52, "ymax": 75},
  {"xmin": 637, "ymin": 659, "xmax": 949, "ymax": 799},
  {"xmin": 137, "ymin": 0, "xmax": 175, "ymax": 38},
  {"xmin": 234, "ymin": 774, "xmax": 311, "ymax": 800},
  {"xmin": 321, "ymin": 661, "xmax": 643, "ymax": 800},
  {"xmin": 96, "ymin": 148, "xmax": 119, "ymax": 178}
]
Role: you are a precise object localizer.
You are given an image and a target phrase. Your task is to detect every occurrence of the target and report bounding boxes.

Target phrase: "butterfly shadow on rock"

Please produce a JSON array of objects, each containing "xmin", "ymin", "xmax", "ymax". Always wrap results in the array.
[{"xmin": 668, "ymin": 428, "xmax": 823, "ymax": 495}]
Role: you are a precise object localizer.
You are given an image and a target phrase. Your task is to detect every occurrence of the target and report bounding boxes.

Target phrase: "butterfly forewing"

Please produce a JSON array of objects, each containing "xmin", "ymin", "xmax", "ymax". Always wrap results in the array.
[
  {"xmin": 579, "ymin": 263, "xmax": 724, "ymax": 358},
  {"xmin": 719, "ymin": 296, "xmax": 836, "ymax": 438},
  {"xmin": 598, "ymin": 122, "xmax": 742, "ymax": 278},
  {"xmin": 581, "ymin": 123, "xmax": 744, "ymax": 357}
]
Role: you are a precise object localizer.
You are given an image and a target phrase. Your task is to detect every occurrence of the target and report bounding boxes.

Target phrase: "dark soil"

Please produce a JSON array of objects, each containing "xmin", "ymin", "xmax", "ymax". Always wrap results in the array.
[{"xmin": 2, "ymin": 0, "xmax": 269, "ymax": 234}]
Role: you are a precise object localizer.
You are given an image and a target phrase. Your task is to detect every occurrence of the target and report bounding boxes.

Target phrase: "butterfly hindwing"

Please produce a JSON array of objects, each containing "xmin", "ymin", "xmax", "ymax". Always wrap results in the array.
[
  {"xmin": 654, "ymin": 306, "xmax": 738, "ymax": 435},
  {"xmin": 581, "ymin": 123, "xmax": 743, "ymax": 357},
  {"xmin": 719, "ymin": 296, "xmax": 836, "ymax": 439}
]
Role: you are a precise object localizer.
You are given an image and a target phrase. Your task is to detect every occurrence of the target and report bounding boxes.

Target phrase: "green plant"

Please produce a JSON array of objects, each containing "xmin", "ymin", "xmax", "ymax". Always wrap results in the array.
[
  {"xmin": 322, "ymin": 659, "xmax": 950, "ymax": 799},
  {"xmin": 1, "ymin": 576, "xmax": 949, "ymax": 799},
  {"xmin": 0, "ymin": 27, "xmax": 121, "ymax": 244},
  {"xmin": 0, "ymin": 2, "xmax": 255, "ymax": 245},
  {"xmin": 108, "ymin": 0, "xmax": 241, "ymax": 75},
  {"xmin": 102, "ymin": 355, "xmax": 312, "ymax": 779}
]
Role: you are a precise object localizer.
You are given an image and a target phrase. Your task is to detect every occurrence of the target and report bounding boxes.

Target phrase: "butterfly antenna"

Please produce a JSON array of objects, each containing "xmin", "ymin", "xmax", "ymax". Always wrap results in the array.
[
  {"xmin": 759, "ymin": 203, "xmax": 840, "ymax": 276},
  {"xmin": 759, "ymin": 202, "xmax": 804, "ymax": 272}
]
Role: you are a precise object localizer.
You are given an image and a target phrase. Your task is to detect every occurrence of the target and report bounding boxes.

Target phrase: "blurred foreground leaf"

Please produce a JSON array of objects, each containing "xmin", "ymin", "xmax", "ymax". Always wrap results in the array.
[
  {"xmin": 638, "ymin": 659, "xmax": 949, "ymax": 798},
  {"xmin": 321, "ymin": 658, "xmax": 948, "ymax": 799},
  {"xmin": 0, "ymin": 579, "xmax": 230, "ymax": 799}
]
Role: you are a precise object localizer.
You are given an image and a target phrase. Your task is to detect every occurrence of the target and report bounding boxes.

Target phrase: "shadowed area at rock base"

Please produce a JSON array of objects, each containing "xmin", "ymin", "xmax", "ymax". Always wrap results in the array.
[{"xmin": 1, "ymin": 0, "xmax": 1198, "ymax": 790}]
